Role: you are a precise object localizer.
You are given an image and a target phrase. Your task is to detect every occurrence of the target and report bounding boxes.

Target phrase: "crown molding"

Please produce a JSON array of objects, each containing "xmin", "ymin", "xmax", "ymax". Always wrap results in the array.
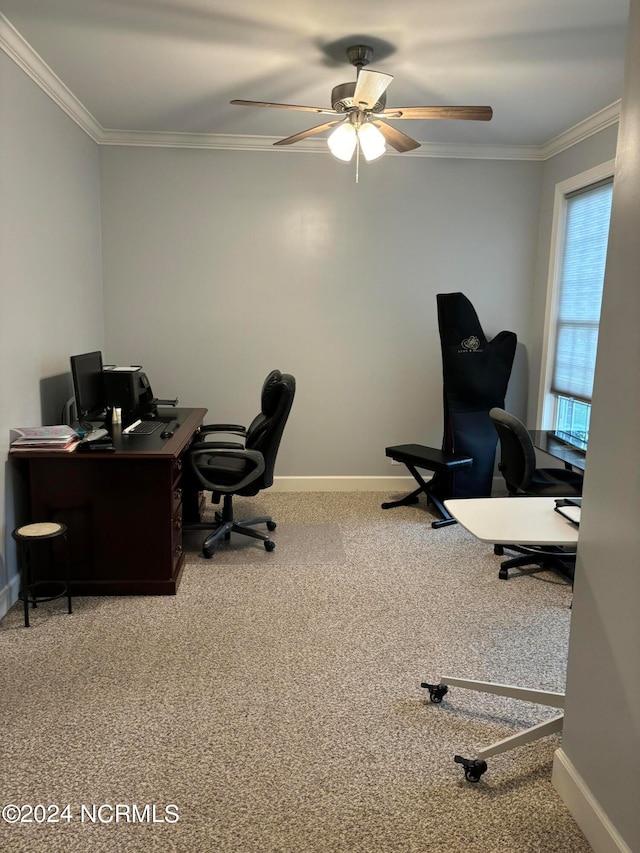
[
  {"xmin": 540, "ymin": 100, "xmax": 621, "ymax": 159},
  {"xmin": 0, "ymin": 13, "xmax": 102, "ymax": 142},
  {"xmin": 99, "ymin": 128, "xmax": 543, "ymax": 160},
  {"xmin": 1, "ymin": 11, "xmax": 620, "ymax": 162}
]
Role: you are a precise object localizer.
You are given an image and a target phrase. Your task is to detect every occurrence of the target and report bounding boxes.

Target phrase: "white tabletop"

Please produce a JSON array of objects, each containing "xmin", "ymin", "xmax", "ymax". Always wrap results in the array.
[{"xmin": 444, "ymin": 497, "xmax": 579, "ymax": 546}]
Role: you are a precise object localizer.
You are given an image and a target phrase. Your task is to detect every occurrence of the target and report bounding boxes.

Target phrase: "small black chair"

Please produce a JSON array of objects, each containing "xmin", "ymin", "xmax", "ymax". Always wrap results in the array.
[
  {"xmin": 489, "ymin": 407, "xmax": 583, "ymax": 579},
  {"xmin": 184, "ymin": 371, "xmax": 295, "ymax": 558}
]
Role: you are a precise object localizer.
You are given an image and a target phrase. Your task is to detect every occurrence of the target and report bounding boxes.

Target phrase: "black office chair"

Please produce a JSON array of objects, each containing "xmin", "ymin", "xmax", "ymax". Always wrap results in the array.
[
  {"xmin": 489, "ymin": 407, "xmax": 583, "ymax": 579},
  {"xmin": 184, "ymin": 371, "xmax": 295, "ymax": 558}
]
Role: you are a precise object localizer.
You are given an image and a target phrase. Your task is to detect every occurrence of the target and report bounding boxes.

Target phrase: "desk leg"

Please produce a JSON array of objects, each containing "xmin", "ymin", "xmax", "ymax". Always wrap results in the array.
[{"xmin": 422, "ymin": 677, "xmax": 565, "ymax": 781}]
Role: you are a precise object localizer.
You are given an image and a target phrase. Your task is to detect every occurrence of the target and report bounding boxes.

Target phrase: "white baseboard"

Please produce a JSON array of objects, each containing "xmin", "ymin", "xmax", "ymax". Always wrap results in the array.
[
  {"xmin": 0, "ymin": 574, "xmax": 20, "ymax": 620},
  {"xmin": 271, "ymin": 476, "xmax": 415, "ymax": 492},
  {"xmin": 271, "ymin": 475, "xmax": 506, "ymax": 493},
  {"xmin": 553, "ymin": 748, "xmax": 633, "ymax": 853}
]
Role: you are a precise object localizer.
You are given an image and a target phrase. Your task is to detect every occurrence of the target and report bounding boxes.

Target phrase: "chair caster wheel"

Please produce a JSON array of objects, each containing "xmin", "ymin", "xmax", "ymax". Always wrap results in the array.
[
  {"xmin": 267, "ymin": 521, "xmax": 277, "ymax": 531},
  {"xmin": 499, "ymin": 567, "xmax": 509, "ymax": 580},
  {"xmin": 454, "ymin": 755, "xmax": 487, "ymax": 782},
  {"xmin": 264, "ymin": 540, "xmax": 276, "ymax": 552},
  {"xmin": 421, "ymin": 682, "xmax": 449, "ymax": 704},
  {"xmin": 203, "ymin": 547, "xmax": 214, "ymax": 559},
  {"xmin": 494, "ymin": 545, "xmax": 504, "ymax": 556}
]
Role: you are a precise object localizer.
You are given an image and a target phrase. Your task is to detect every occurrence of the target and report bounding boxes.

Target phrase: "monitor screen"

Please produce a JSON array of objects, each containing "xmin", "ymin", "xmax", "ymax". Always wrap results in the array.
[{"xmin": 70, "ymin": 351, "xmax": 105, "ymax": 421}]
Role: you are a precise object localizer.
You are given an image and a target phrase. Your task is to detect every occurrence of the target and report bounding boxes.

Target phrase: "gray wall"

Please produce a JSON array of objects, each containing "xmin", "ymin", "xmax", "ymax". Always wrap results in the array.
[
  {"xmin": 99, "ymin": 147, "xmax": 541, "ymax": 476},
  {"xmin": 558, "ymin": 1, "xmax": 640, "ymax": 848},
  {"xmin": 0, "ymin": 52, "xmax": 104, "ymax": 601}
]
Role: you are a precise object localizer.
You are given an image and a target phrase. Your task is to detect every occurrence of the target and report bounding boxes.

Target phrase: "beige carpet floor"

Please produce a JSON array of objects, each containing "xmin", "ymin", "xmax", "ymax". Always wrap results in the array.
[{"xmin": 0, "ymin": 492, "xmax": 590, "ymax": 852}]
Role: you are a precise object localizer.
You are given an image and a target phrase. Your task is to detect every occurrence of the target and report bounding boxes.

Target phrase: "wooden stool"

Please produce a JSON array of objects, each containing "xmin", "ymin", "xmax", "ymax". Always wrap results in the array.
[
  {"xmin": 12, "ymin": 522, "xmax": 73, "ymax": 628},
  {"xmin": 382, "ymin": 444, "xmax": 473, "ymax": 528}
]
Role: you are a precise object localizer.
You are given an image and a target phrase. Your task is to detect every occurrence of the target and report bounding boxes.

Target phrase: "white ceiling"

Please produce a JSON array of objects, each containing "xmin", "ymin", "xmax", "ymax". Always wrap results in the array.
[{"xmin": 0, "ymin": 0, "xmax": 630, "ymax": 150}]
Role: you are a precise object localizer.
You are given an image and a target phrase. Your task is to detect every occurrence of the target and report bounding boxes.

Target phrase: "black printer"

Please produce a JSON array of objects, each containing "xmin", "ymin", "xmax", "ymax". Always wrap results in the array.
[{"xmin": 103, "ymin": 366, "xmax": 156, "ymax": 425}]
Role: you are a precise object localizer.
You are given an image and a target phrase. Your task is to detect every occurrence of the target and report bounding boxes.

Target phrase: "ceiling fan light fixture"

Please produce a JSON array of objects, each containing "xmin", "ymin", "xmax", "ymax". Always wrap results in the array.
[
  {"xmin": 231, "ymin": 42, "xmax": 493, "ymax": 167},
  {"xmin": 327, "ymin": 121, "xmax": 357, "ymax": 161},
  {"xmin": 357, "ymin": 122, "xmax": 386, "ymax": 161}
]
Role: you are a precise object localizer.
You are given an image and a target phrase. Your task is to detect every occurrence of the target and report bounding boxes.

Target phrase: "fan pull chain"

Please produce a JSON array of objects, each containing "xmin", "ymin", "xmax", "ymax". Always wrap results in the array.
[{"xmin": 355, "ymin": 139, "xmax": 360, "ymax": 183}]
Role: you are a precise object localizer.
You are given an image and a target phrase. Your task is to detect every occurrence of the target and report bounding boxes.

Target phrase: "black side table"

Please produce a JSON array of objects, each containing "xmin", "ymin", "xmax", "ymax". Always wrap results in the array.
[{"xmin": 12, "ymin": 522, "xmax": 73, "ymax": 628}]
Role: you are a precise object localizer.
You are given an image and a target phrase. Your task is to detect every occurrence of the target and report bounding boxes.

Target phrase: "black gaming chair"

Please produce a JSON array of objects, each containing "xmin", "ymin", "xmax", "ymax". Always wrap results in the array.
[
  {"xmin": 184, "ymin": 371, "xmax": 295, "ymax": 558},
  {"xmin": 489, "ymin": 407, "xmax": 583, "ymax": 579}
]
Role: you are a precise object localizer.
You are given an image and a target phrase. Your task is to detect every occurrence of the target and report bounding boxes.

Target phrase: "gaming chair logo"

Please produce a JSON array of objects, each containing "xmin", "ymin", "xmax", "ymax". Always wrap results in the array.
[{"xmin": 459, "ymin": 335, "xmax": 482, "ymax": 353}]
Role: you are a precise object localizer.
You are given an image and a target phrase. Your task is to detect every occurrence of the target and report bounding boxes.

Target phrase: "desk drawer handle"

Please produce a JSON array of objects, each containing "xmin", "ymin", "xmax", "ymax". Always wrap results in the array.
[
  {"xmin": 176, "ymin": 459, "xmax": 182, "ymax": 472},
  {"xmin": 173, "ymin": 517, "xmax": 182, "ymax": 530},
  {"xmin": 173, "ymin": 488, "xmax": 182, "ymax": 502}
]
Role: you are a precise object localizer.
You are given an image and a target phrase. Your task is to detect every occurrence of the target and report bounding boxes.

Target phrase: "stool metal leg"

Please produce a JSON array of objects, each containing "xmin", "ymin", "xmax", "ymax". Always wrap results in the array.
[
  {"xmin": 62, "ymin": 532, "xmax": 73, "ymax": 615},
  {"xmin": 20, "ymin": 541, "xmax": 30, "ymax": 628}
]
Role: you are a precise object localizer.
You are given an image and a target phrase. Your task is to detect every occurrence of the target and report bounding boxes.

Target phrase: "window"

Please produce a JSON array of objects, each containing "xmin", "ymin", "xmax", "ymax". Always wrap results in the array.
[{"xmin": 538, "ymin": 162, "xmax": 615, "ymax": 439}]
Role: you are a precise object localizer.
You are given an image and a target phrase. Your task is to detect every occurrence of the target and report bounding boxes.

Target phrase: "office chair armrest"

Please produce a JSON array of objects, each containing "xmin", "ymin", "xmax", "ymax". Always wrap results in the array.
[
  {"xmin": 192, "ymin": 440, "xmax": 245, "ymax": 450},
  {"xmin": 189, "ymin": 447, "xmax": 265, "ymax": 493},
  {"xmin": 200, "ymin": 423, "xmax": 247, "ymax": 436}
]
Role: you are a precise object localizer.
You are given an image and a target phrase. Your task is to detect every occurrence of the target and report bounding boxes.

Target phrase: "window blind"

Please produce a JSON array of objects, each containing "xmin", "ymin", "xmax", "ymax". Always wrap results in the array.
[{"xmin": 551, "ymin": 179, "xmax": 613, "ymax": 403}]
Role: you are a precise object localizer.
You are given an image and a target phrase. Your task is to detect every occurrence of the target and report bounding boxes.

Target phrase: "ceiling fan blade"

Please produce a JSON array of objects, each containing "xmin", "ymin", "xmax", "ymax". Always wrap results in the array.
[
  {"xmin": 372, "ymin": 121, "xmax": 421, "ymax": 153},
  {"xmin": 273, "ymin": 120, "xmax": 342, "ymax": 146},
  {"xmin": 352, "ymin": 69, "xmax": 393, "ymax": 110},
  {"xmin": 381, "ymin": 105, "xmax": 493, "ymax": 121},
  {"xmin": 230, "ymin": 99, "xmax": 337, "ymax": 116}
]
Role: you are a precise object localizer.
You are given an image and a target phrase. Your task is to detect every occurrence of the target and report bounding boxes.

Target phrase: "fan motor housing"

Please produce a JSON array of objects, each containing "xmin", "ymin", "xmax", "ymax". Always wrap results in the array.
[{"xmin": 331, "ymin": 82, "xmax": 386, "ymax": 114}]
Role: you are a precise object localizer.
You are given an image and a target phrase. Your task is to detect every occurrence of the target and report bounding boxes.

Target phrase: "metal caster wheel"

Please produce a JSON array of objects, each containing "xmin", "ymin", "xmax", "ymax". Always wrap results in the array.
[
  {"xmin": 420, "ymin": 682, "xmax": 449, "ymax": 704},
  {"xmin": 264, "ymin": 540, "xmax": 276, "ymax": 552},
  {"xmin": 454, "ymin": 755, "xmax": 488, "ymax": 783},
  {"xmin": 267, "ymin": 521, "xmax": 277, "ymax": 531}
]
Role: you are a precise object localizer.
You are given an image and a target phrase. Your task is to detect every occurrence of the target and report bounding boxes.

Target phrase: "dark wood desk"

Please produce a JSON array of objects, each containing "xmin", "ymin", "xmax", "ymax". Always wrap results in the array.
[
  {"xmin": 11, "ymin": 407, "xmax": 207, "ymax": 596},
  {"xmin": 529, "ymin": 430, "xmax": 586, "ymax": 472}
]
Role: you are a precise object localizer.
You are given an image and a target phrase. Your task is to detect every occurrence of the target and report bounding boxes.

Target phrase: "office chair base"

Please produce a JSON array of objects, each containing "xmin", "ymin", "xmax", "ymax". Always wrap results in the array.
[
  {"xmin": 183, "ymin": 492, "xmax": 279, "ymax": 558},
  {"xmin": 186, "ymin": 511, "xmax": 277, "ymax": 558},
  {"xmin": 497, "ymin": 545, "xmax": 575, "ymax": 581}
]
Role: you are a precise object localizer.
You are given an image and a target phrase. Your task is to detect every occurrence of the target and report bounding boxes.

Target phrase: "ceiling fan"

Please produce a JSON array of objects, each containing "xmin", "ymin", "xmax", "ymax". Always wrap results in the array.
[{"xmin": 231, "ymin": 44, "xmax": 493, "ymax": 169}]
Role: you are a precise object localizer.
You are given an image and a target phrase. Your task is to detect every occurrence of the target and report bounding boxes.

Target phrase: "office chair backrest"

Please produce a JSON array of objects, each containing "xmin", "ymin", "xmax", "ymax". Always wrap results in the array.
[
  {"xmin": 243, "ymin": 371, "xmax": 296, "ymax": 491},
  {"xmin": 489, "ymin": 407, "xmax": 537, "ymax": 494}
]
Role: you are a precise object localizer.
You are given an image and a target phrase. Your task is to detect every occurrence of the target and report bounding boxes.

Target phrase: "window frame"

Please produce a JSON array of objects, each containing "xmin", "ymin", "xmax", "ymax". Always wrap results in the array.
[{"xmin": 536, "ymin": 159, "xmax": 616, "ymax": 430}]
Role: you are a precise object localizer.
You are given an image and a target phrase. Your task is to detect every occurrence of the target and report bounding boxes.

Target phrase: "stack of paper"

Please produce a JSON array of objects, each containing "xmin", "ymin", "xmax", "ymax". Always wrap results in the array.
[{"xmin": 10, "ymin": 425, "xmax": 80, "ymax": 452}]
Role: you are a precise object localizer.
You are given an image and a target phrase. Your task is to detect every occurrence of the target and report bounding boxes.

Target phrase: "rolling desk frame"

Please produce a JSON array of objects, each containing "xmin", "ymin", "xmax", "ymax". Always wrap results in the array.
[{"xmin": 421, "ymin": 497, "xmax": 578, "ymax": 781}]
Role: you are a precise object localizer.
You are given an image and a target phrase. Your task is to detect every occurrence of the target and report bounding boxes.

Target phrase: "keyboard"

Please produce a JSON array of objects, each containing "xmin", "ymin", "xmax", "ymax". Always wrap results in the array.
[{"xmin": 126, "ymin": 420, "xmax": 163, "ymax": 436}]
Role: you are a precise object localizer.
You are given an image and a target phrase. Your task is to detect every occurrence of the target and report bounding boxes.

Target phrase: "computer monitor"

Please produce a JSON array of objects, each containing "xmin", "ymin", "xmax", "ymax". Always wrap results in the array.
[{"xmin": 70, "ymin": 351, "xmax": 105, "ymax": 423}]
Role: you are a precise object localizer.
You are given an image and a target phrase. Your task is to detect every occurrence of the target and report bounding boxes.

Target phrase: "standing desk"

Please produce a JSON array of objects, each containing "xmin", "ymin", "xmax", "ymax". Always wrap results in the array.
[
  {"xmin": 422, "ymin": 496, "xmax": 579, "ymax": 781},
  {"xmin": 10, "ymin": 407, "xmax": 207, "ymax": 596}
]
